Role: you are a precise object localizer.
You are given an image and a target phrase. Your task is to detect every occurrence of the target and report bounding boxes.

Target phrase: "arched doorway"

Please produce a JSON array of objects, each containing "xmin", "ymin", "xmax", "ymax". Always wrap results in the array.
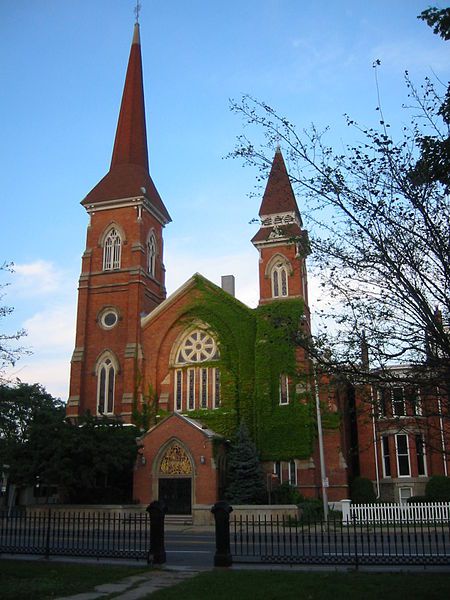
[{"xmin": 157, "ymin": 441, "xmax": 193, "ymax": 515}]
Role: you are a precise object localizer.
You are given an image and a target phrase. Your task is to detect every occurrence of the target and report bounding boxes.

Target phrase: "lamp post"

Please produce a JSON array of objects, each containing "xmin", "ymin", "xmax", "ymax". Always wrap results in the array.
[{"xmin": 312, "ymin": 358, "xmax": 329, "ymax": 522}]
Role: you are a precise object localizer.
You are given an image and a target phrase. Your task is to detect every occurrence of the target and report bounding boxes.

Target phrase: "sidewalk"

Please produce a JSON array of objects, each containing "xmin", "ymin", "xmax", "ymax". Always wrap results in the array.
[{"xmin": 55, "ymin": 565, "xmax": 212, "ymax": 600}]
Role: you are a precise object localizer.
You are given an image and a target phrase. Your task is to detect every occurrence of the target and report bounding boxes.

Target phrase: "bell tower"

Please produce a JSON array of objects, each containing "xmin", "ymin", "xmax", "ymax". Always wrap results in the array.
[
  {"xmin": 67, "ymin": 23, "xmax": 171, "ymax": 421},
  {"xmin": 252, "ymin": 148, "xmax": 310, "ymax": 323}
]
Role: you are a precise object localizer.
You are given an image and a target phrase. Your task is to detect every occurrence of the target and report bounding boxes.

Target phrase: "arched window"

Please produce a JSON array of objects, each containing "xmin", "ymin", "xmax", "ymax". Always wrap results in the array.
[
  {"xmin": 272, "ymin": 262, "xmax": 288, "ymax": 298},
  {"xmin": 173, "ymin": 328, "xmax": 220, "ymax": 411},
  {"xmin": 96, "ymin": 354, "xmax": 117, "ymax": 414},
  {"xmin": 103, "ymin": 228, "xmax": 122, "ymax": 270},
  {"xmin": 147, "ymin": 233, "xmax": 157, "ymax": 277}
]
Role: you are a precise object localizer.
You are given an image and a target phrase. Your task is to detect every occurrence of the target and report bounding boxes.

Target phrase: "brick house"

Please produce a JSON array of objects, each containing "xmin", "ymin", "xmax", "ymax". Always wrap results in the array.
[{"xmin": 353, "ymin": 367, "xmax": 450, "ymax": 503}]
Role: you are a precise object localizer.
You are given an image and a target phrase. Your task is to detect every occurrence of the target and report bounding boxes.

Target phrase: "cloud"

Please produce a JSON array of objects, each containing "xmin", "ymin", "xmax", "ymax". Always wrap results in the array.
[
  {"xmin": 371, "ymin": 40, "xmax": 450, "ymax": 72},
  {"xmin": 6, "ymin": 357, "xmax": 70, "ymax": 401},
  {"xmin": 12, "ymin": 260, "xmax": 67, "ymax": 296},
  {"xmin": 23, "ymin": 304, "xmax": 76, "ymax": 352}
]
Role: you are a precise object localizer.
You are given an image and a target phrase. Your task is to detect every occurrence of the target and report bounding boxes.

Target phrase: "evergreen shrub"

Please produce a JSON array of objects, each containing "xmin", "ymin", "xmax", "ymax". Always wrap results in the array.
[
  {"xmin": 271, "ymin": 482, "xmax": 303, "ymax": 505},
  {"xmin": 425, "ymin": 476, "xmax": 450, "ymax": 502},
  {"xmin": 350, "ymin": 477, "xmax": 376, "ymax": 504}
]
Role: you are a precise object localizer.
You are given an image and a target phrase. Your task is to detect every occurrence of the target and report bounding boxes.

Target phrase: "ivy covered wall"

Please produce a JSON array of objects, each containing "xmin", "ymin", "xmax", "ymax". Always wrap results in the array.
[{"xmin": 176, "ymin": 274, "xmax": 339, "ymax": 462}]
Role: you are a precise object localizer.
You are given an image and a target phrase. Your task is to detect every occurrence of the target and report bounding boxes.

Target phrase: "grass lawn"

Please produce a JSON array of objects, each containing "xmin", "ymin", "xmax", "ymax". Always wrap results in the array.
[
  {"xmin": 149, "ymin": 569, "xmax": 450, "ymax": 600},
  {"xmin": 0, "ymin": 559, "xmax": 148, "ymax": 599}
]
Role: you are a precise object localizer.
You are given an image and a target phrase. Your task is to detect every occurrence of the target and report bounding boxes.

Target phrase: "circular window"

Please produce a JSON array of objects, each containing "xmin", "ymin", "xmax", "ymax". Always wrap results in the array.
[
  {"xmin": 99, "ymin": 308, "xmax": 119, "ymax": 330},
  {"xmin": 177, "ymin": 330, "xmax": 219, "ymax": 364}
]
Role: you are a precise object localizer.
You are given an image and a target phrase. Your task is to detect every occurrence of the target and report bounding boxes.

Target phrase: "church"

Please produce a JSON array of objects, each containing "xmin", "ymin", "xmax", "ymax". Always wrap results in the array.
[
  {"xmin": 66, "ymin": 22, "xmax": 449, "ymax": 516},
  {"xmin": 65, "ymin": 21, "xmax": 348, "ymax": 514}
]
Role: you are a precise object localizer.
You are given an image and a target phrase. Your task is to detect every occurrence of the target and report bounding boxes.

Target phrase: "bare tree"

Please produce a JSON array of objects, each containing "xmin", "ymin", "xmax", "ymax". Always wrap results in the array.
[
  {"xmin": 0, "ymin": 262, "xmax": 28, "ymax": 381},
  {"xmin": 229, "ymin": 15, "xmax": 449, "ymax": 401}
]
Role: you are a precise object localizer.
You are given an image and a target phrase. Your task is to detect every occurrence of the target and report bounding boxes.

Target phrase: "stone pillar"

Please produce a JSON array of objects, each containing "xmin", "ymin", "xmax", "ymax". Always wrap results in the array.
[
  {"xmin": 211, "ymin": 501, "xmax": 233, "ymax": 567},
  {"xmin": 147, "ymin": 500, "xmax": 166, "ymax": 564},
  {"xmin": 341, "ymin": 498, "xmax": 351, "ymax": 524}
]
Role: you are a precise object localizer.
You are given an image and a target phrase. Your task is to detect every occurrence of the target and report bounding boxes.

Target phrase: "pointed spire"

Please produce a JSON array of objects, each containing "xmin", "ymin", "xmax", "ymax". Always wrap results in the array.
[
  {"xmin": 251, "ymin": 148, "xmax": 305, "ymax": 247},
  {"xmin": 259, "ymin": 148, "xmax": 299, "ymax": 217},
  {"xmin": 110, "ymin": 23, "xmax": 148, "ymax": 171},
  {"xmin": 82, "ymin": 24, "xmax": 171, "ymax": 224}
]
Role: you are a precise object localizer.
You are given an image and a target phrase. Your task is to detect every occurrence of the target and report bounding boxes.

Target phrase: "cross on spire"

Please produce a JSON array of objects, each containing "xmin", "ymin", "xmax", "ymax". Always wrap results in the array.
[{"xmin": 134, "ymin": 1, "xmax": 141, "ymax": 23}]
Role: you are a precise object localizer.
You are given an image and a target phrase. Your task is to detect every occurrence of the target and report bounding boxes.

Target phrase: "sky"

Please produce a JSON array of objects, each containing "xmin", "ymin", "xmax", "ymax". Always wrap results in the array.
[{"xmin": 1, "ymin": 0, "xmax": 449, "ymax": 399}]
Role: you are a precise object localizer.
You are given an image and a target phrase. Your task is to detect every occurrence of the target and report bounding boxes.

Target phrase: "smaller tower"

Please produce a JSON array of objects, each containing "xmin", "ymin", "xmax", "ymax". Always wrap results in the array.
[{"xmin": 251, "ymin": 148, "xmax": 310, "ymax": 319}]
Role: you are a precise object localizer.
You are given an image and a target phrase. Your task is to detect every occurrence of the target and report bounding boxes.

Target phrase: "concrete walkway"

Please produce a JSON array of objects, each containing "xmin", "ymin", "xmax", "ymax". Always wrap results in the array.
[{"xmin": 55, "ymin": 566, "xmax": 211, "ymax": 600}]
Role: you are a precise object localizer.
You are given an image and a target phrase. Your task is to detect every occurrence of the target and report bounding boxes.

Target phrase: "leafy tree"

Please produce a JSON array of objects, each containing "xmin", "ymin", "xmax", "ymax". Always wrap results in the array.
[
  {"xmin": 225, "ymin": 421, "xmax": 266, "ymax": 504},
  {"xmin": 229, "ymin": 12, "xmax": 450, "ymax": 398},
  {"xmin": 425, "ymin": 475, "xmax": 450, "ymax": 502},
  {"xmin": 1, "ymin": 382, "xmax": 138, "ymax": 503},
  {"xmin": 0, "ymin": 263, "xmax": 28, "ymax": 381}
]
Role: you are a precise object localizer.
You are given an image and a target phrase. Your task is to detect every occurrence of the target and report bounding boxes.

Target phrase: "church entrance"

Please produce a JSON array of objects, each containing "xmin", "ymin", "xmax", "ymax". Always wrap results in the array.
[
  {"xmin": 158, "ymin": 478, "xmax": 192, "ymax": 515},
  {"xmin": 156, "ymin": 440, "xmax": 194, "ymax": 515}
]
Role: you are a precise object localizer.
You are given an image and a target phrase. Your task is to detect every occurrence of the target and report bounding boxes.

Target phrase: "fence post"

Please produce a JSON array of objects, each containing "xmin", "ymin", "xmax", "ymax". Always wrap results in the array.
[
  {"xmin": 211, "ymin": 501, "xmax": 233, "ymax": 567},
  {"xmin": 341, "ymin": 499, "xmax": 351, "ymax": 525},
  {"xmin": 44, "ymin": 508, "xmax": 52, "ymax": 559},
  {"xmin": 146, "ymin": 501, "xmax": 166, "ymax": 565}
]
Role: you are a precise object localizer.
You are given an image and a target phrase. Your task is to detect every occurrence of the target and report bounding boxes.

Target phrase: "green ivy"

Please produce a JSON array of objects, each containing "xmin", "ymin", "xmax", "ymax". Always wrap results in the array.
[{"xmin": 177, "ymin": 274, "xmax": 339, "ymax": 461}]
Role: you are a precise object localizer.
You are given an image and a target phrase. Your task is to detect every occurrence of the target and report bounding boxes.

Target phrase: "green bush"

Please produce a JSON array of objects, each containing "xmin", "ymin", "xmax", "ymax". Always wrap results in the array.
[
  {"xmin": 350, "ymin": 477, "xmax": 376, "ymax": 504},
  {"xmin": 271, "ymin": 482, "xmax": 303, "ymax": 505},
  {"xmin": 298, "ymin": 498, "xmax": 323, "ymax": 523},
  {"xmin": 407, "ymin": 495, "xmax": 428, "ymax": 504},
  {"xmin": 425, "ymin": 476, "xmax": 450, "ymax": 502}
]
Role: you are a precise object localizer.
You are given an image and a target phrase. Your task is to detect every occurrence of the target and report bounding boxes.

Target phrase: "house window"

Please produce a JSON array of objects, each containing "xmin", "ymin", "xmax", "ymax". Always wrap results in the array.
[
  {"xmin": 103, "ymin": 228, "xmax": 121, "ymax": 270},
  {"xmin": 97, "ymin": 357, "xmax": 115, "ymax": 415},
  {"xmin": 409, "ymin": 388, "xmax": 422, "ymax": 416},
  {"xmin": 395, "ymin": 434, "xmax": 411, "ymax": 477},
  {"xmin": 273, "ymin": 461, "xmax": 282, "ymax": 483},
  {"xmin": 392, "ymin": 387, "xmax": 405, "ymax": 417},
  {"xmin": 175, "ymin": 369, "xmax": 183, "ymax": 411},
  {"xmin": 399, "ymin": 487, "xmax": 412, "ymax": 505},
  {"xmin": 147, "ymin": 233, "xmax": 157, "ymax": 277},
  {"xmin": 381, "ymin": 435, "xmax": 391, "ymax": 477},
  {"xmin": 415, "ymin": 434, "xmax": 427, "ymax": 476},
  {"xmin": 279, "ymin": 374, "xmax": 289, "ymax": 405},
  {"xmin": 377, "ymin": 388, "xmax": 389, "ymax": 417},
  {"xmin": 213, "ymin": 368, "xmax": 221, "ymax": 408},
  {"xmin": 187, "ymin": 368, "xmax": 195, "ymax": 410},
  {"xmin": 200, "ymin": 368, "xmax": 208, "ymax": 408},
  {"xmin": 272, "ymin": 262, "xmax": 288, "ymax": 298},
  {"xmin": 288, "ymin": 460, "xmax": 297, "ymax": 486}
]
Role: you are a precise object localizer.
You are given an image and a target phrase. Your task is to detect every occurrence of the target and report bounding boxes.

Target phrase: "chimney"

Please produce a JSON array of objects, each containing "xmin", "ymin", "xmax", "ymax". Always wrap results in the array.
[{"xmin": 221, "ymin": 275, "xmax": 235, "ymax": 297}]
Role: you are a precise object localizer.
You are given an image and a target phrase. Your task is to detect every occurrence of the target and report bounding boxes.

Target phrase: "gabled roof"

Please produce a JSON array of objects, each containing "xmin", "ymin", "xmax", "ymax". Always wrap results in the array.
[
  {"xmin": 258, "ymin": 148, "xmax": 300, "ymax": 217},
  {"xmin": 138, "ymin": 411, "xmax": 223, "ymax": 440},
  {"xmin": 81, "ymin": 24, "xmax": 171, "ymax": 223},
  {"xmin": 141, "ymin": 272, "xmax": 250, "ymax": 328}
]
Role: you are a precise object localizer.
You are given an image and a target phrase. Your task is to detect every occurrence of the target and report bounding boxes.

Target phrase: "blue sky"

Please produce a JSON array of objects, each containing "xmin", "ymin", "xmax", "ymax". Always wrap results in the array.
[{"xmin": 1, "ymin": 0, "xmax": 449, "ymax": 398}]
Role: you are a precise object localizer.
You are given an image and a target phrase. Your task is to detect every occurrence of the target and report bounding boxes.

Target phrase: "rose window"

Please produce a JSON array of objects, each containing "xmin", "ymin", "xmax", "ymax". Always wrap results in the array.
[{"xmin": 177, "ymin": 330, "xmax": 219, "ymax": 364}]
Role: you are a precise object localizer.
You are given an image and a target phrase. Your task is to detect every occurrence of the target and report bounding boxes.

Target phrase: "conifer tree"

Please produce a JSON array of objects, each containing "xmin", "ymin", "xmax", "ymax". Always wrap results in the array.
[{"xmin": 225, "ymin": 421, "xmax": 266, "ymax": 504}]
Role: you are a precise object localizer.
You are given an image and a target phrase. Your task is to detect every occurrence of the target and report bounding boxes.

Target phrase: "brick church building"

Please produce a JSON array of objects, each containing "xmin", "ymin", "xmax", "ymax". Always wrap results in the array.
[{"xmin": 66, "ymin": 23, "xmax": 448, "ymax": 514}]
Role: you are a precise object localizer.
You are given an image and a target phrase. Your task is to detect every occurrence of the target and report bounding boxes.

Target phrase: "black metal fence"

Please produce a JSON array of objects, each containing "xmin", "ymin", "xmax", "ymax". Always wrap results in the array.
[
  {"xmin": 0, "ymin": 511, "xmax": 151, "ymax": 560},
  {"xmin": 231, "ymin": 515, "xmax": 450, "ymax": 566}
]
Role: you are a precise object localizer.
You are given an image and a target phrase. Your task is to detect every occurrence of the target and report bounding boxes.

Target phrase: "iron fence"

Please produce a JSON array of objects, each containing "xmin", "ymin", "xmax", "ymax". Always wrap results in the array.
[
  {"xmin": 0, "ymin": 511, "xmax": 151, "ymax": 560},
  {"xmin": 231, "ymin": 515, "xmax": 450, "ymax": 566}
]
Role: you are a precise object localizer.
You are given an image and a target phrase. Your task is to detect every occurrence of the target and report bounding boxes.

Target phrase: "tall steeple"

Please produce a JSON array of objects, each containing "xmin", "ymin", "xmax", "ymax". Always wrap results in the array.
[
  {"xmin": 82, "ymin": 24, "xmax": 170, "ymax": 224},
  {"xmin": 68, "ymin": 22, "xmax": 170, "ymax": 422}
]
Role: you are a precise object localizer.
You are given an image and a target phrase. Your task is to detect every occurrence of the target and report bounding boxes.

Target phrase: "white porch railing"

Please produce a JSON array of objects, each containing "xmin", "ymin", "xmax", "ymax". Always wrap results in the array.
[{"xmin": 341, "ymin": 499, "xmax": 450, "ymax": 524}]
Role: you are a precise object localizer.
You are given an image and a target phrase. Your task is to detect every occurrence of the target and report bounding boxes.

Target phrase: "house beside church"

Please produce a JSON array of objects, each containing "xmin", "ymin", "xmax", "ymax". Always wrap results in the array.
[{"xmin": 66, "ymin": 23, "xmax": 449, "ymax": 516}]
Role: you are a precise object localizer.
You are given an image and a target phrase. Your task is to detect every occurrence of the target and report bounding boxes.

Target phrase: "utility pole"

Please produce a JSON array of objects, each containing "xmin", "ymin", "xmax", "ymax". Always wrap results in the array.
[{"xmin": 312, "ymin": 359, "xmax": 329, "ymax": 522}]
